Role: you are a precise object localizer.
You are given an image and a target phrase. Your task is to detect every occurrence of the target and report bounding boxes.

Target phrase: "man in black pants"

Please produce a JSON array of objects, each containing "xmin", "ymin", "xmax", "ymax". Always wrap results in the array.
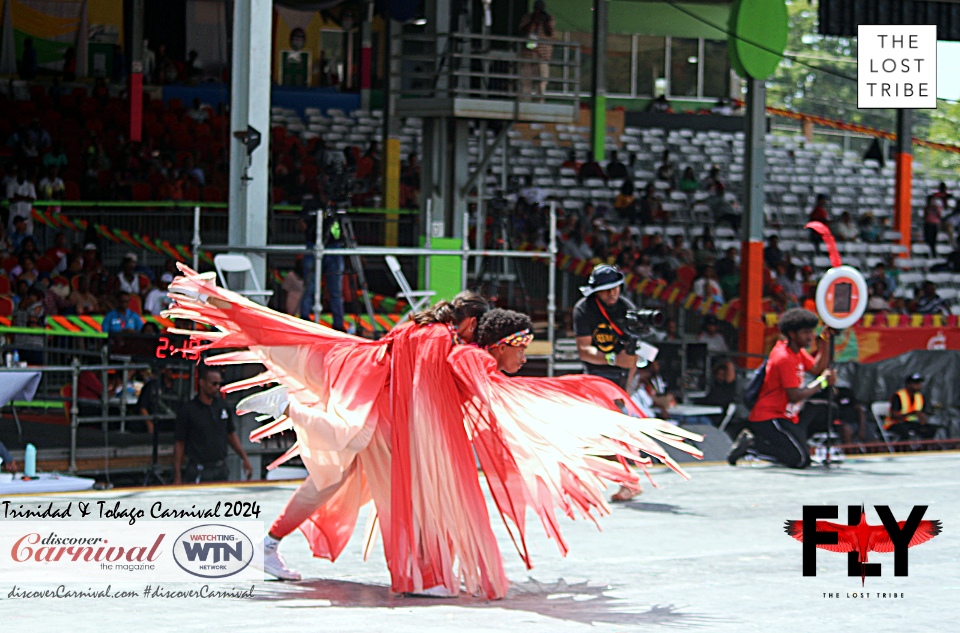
[
  {"xmin": 728, "ymin": 308, "xmax": 835, "ymax": 469},
  {"xmin": 573, "ymin": 265, "xmax": 639, "ymax": 391},
  {"xmin": 172, "ymin": 367, "xmax": 253, "ymax": 484},
  {"xmin": 573, "ymin": 265, "xmax": 642, "ymax": 502}
]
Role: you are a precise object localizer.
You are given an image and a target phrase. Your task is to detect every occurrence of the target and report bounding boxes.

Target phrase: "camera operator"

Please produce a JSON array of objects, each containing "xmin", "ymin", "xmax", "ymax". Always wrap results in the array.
[
  {"xmin": 573, "ymin": 265, "xmax": 639, "ymax": 390},
  {"xmin": 299, "ymin": 195, "xmax": 345, "ymax": 331}
]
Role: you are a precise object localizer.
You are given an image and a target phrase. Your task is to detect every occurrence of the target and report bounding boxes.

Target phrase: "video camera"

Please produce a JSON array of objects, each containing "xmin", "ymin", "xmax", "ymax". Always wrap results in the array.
[
  {"xmin": 619, "ymin": 309, "xmax": 664, "ymax": 356},
  {"xmin": 323, "ymin": 160, "xmax": 355, "ymax": 207}
]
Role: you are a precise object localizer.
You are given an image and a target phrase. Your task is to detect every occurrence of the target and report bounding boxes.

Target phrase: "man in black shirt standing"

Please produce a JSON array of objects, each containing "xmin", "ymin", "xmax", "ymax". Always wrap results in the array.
[
  {"xmin": 173, "ymin": 367, "xmax": 253, "ymax": 484},
  {"xmin": 573, "ymin": 265, "xmax": 639, "ymax": 390},
  {"xmin": 136, "ymin": 366, "xmax": 178, "ymax": 435}
]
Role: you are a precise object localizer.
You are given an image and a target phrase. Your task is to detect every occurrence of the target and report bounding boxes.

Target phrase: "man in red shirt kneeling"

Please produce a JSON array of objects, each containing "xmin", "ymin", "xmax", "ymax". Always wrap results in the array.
[{"xmin": 728, "ymin": 308, "xmax": 835, "ymax": 469}]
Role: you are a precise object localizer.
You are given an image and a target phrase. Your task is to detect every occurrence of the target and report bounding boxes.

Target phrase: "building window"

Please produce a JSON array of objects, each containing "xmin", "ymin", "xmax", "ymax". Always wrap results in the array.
[
  {"xmin": 567, "ymin": 31, "xmax": 592, "ymax": 93},
  {"xmin": 703, "ymin": 39, "xmax": 730, "ymax": 98},
  {"xmin": 607, "ymin": 34, "xmax": 632, "ymax": 95},
  {"xmin": 669, "ymin": 37, "xmax": 699, "ymax": 97},
  {"xmin": 635, "ymin": 35, "xmax": 665, "ymax": 97}
]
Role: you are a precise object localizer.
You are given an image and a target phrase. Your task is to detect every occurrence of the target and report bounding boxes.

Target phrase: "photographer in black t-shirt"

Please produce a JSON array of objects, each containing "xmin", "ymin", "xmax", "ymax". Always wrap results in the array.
[{"xmin": 573, "ymin": 265, "xmax": 638, "ymax": 390}]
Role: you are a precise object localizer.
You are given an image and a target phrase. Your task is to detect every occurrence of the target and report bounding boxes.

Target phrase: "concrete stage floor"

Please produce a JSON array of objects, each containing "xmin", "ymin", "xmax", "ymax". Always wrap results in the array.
[{"xmin": 6, "ymin": 453, "xmax": 960, "ymax": 633}]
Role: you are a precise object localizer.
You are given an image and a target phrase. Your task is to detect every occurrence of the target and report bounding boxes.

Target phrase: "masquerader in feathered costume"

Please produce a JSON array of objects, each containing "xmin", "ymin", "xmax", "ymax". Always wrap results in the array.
[{"xmin": 165, "ymin": 265, "xmax": 702, "ymax": 599}]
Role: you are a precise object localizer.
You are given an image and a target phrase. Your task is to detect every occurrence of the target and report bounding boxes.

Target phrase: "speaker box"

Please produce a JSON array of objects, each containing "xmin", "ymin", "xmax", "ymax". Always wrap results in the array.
[{"xmin": 661, "ymin": 424, "xmax": 733, "ymax": 463}]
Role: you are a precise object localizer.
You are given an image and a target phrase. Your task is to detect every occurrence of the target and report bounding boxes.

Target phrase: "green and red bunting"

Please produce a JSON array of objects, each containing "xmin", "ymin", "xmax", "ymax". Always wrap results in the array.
[
  {"xmin": 31, "ymin": 209, "xmax": 215, "ymax": 266},
  {"xmin": 0, "ymin": 313, "xmax": 402, "ymax": 338}
]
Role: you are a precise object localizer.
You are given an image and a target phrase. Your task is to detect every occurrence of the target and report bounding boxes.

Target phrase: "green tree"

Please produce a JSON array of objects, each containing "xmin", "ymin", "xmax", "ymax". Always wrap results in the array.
[
  {"xmin": 767, "ymin": 1, "xmax": 891, "ymax": 129},
  {"xmin": 766, "ymin": 1, "xmax": 960, "ymax": 176}
]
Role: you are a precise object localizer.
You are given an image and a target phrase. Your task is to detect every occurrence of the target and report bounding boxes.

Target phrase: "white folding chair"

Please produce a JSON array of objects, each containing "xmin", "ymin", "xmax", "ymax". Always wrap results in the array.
[
  {"xmin": 214, "ymin": 254, "xmax": 274, "ymax": 305},
  {"xmin": 870, "ymin": 401, "xmax": 895, "ymax": 453},
  {"xmin": 385, "ymin": 255, "xmax": 435, "ymax": 324},
  {"xmin": 717, "ymin": 402, "xmax": 739, "ymax": 434}
]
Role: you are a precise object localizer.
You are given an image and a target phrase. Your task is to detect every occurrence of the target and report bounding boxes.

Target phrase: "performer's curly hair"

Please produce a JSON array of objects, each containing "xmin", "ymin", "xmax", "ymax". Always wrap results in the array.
[
  {"xmin": 476, "ymin": 309, "xmax": 533, "ymax": 348},
  {"xmin": 411, "ymin": 290, "xmax": 490, "ymax": 326},
  {"xmin": 778, "ymin": 307, "xmax": 820, "ymax": 334}
]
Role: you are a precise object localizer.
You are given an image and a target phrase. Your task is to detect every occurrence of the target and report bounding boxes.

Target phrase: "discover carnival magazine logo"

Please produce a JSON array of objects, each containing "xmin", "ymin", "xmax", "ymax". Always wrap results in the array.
[{"xmin": 0, "ymin": 521, "xmax": 264, "ymax": 582}]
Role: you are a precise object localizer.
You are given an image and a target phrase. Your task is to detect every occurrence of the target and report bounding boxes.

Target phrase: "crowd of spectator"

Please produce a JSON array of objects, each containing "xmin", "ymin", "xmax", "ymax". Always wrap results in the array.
[
  {"xmin": 505, "ymin": 150, "xmax": 960, "ymax": 319},
  {"xmin": 0, "ymin": 220, "xmax": 179, "ymax": 340}
]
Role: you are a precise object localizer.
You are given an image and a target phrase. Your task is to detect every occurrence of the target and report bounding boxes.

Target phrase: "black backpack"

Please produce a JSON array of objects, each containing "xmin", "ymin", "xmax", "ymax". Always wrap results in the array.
[{"xmin": 743, "ymin": 360, "xmax": 768, "ymax": 411}]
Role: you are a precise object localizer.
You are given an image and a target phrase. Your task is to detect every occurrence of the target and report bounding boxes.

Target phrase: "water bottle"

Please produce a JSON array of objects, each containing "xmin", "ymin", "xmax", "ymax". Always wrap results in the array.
[
  {"xmin": 24, "ymin": 443, "xmax": 36, "ymax": 477},
  {"xmin": 11, "ymin": 350, "xmax": 19, "ymax": 366}
]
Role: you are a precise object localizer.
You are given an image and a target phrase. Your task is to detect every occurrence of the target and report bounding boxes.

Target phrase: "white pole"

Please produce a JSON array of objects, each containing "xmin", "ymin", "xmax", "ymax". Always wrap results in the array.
[
  {"xmin": 547, "ymin": 201, "xmax": 557, "ymax": 377},
  {"xmin": 192, "ymin": 206, "xmax": 201, "ymax": 271},
  {"xmin": 424, "ymin": 198, "xmax": 432, "ymax": 290}
]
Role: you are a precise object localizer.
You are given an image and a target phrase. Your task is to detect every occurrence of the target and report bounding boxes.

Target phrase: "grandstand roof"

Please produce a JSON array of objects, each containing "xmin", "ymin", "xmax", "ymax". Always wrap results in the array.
[
  {"xmin": 541, "ymin": 0, "xmax": 734, "ymax": 39},
  {"xmin": 819, "ymin": 0, "xmax": 960, "ymax": 41}
]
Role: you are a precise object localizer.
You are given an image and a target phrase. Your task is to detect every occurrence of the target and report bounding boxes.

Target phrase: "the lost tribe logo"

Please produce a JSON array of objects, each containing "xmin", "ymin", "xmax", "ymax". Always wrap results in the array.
[
  {"xmin": 784, "ymin": 505, "xmax": 941, "ymax": 585},
  {"xmin": 173, "ymin": 524, "xmax": 254, "ymax": 579}
]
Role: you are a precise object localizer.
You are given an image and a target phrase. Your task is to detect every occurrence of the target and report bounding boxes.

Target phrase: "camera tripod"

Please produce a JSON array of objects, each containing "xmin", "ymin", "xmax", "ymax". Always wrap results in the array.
[
  {"xmin": 141, "ymin": 421, "xmax": 166, "ymax": 486},
  {"xmin": 333, "ymin": 210, "xmax": 381, "ymax": 337},
  {"xmin": 474, "ymin": 211, "xmax": 532, "ymax": 314}
]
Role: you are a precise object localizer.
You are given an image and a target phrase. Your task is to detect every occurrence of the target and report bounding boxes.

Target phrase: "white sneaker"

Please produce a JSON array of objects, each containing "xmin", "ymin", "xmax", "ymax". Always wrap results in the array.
[
  {"xmin": 238, "ymin": 386, "xmax": 289, "ymax": 420},
  {"xmin": 259, "ymin": 540, "xmax": 301, "ymax": 581},
  {"xmin": 406, "ymin": 585, "xmax": 458, "ymax": 598}
]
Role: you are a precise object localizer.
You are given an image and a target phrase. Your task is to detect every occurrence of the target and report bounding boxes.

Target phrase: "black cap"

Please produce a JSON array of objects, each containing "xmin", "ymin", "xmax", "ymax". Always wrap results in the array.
[
  {"xmin": 12, "ymin": 215, "xmax": 26, "ymax": 224},
  {"xmin": 906, "ymin": 373, "xmax": 924, "ymax": 383},
  {"xmin": 579, "ymin": 264, "xmax": 625, "ymax": 297}
]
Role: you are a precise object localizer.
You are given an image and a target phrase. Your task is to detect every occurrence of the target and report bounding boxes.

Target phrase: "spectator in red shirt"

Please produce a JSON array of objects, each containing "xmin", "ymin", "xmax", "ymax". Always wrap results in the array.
[
  {"xmin": 578, "ymin": 152, "xmax": 606, "ymax": 183},
  {"xmin": 727, "ymin": 308, "xmax": 835, "ymax": 469},
  {"xmin": 807, "ymin": 194, "xmax": 830, "ymax": 252},
  {"xmin": 808, "ymin": 194, "xmax": 830, "ymax": 225},
  {"xmin": 561, "ymin": 150, "xmax": 581, "ymax": 173}
]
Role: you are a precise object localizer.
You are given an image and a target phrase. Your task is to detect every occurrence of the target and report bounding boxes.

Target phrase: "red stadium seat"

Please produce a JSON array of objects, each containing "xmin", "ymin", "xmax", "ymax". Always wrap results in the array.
[
  {"xmin": 59, "ymin": 384, "xmax": 73, "ymax": 424},
  {"xmin": 146, "ymin": 121, "xmax": 164, "ymax": 139},
  {"xmin": 202, "ymin": 186, "xmax": 224, "ymax": 202},
  {"xmin": 0, "ymin": 295, "xmax": 13, "ymax": 317},
  {"xmin": 131, "ymin": 183, "xmax": 151, "ymax": 201},
  {"xmin": 0, "ymin": 276, "xmax": 9, "ymax": 294},
  {"xmin": 128, "ymin": 294, "xmax": 143, "ymax": 315},
  {"xmin": 64, "ymin": 181, "xmax": 81, "ymax": 200},
  {"xmin": 676, "ymin": 265, "xmax": 697, "ymax": 292},
  {"xmin": 35, "ymin": 256, "xmax": 58, "ymax": 273},
  {"xmin": 174, "ymin": 133, "xmax": 193, "ymax": 151}
]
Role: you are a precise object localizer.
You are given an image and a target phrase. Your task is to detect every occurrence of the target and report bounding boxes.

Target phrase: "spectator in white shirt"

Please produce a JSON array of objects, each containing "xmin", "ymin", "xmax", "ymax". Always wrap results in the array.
[
  {"xmin": 143, "ymin": 272, "xmax": 174, "ymax": 315},
  {"xmin": 38, "ymin": 165, "xmax": 65, "ymax": 212},
  {"xmin": 696, "ymin": 315, "xmax": 729, "ymax": 353},
  {"xmin": 691, "ymin": 264, "xmax": 725, "ymax": 303},
  {"xmin": 834, "ymin": 211, "xmax": 859, "ymax": 241},
  {"xmin": 116, "ymin": 253, "xmax": 141, "ymax": 295},
  {"xmin": 6, "ymin": 166, "xmax": 37, "ymax": 234}
]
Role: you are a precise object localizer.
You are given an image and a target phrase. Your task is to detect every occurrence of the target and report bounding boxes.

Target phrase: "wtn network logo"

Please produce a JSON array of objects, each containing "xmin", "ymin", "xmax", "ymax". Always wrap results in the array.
[
  {"xmin": 173, "ymin": 524, "xmax": 255, "ymax": 579},
  {"xmin": 784, "ymin": 505, "xmax": 941, "ymax": 586}
]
